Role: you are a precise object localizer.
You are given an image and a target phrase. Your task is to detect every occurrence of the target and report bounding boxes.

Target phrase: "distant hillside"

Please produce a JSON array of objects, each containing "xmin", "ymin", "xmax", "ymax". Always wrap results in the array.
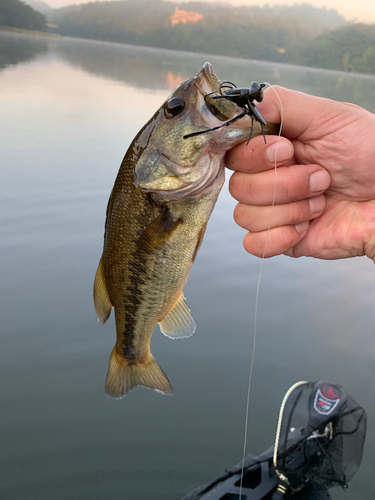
[
  {"xmin": 0, "ymin": 0, "xmax": 47, "ymax": 31},
  {"xmin": 231, "ymin": 3, "xmax": 346, "ymax": 37},
  {"xmin": 303, "ymin": 23, "xmax": 375, "ymax": 74},
  {"xmin": 50, "ymin": 1, "xmax": 347, "ymax": 40},
  {"xmin": 22, "ymin": 0, "xmax": 54, "ymax": 16},
  {"xmin": 48, "ymin": 1, "xmax": 348, "ymax": 65}
]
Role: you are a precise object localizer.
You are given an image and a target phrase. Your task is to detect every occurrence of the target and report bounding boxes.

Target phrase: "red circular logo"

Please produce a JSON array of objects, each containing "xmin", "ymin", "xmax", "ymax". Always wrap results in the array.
[{"xmin": 321, "ymin": 384, "xmax": 341, "ymax": 400}]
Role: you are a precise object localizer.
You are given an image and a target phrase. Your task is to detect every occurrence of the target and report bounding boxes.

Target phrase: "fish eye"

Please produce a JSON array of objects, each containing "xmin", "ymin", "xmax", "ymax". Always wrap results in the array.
[{"xmin": 165, "ymin": 97, "xmax": 185, "ymax": 118}]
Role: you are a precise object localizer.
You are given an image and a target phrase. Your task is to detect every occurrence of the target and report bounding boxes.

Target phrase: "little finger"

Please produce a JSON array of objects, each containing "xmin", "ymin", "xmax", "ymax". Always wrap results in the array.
[{"xmin": 243, "ymin": 223, "xmax": 309, "ymax": 258}]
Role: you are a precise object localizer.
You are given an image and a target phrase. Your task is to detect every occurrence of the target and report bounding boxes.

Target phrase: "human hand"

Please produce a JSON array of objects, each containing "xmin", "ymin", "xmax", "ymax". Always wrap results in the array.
[{"xmin": 226, "ymin": 86, "xmax": 375, "ymax": 261}]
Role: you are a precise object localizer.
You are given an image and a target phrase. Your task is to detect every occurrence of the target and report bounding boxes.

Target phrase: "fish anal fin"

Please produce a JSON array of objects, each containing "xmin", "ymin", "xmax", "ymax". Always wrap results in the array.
[
  {"xmin": 159, "ymin": 293, "xmax": 196, "ymax": 339},
  {"xmin": 93, "ymin": 257, "xmax": 113, "ymax": 324},
  {"xmin": 138, "ymin": 207, "xmax": 182, "ymax": 252},
  {"xmin": 105, "ymin": 348, "xmax": 173, "ymax": 399}
]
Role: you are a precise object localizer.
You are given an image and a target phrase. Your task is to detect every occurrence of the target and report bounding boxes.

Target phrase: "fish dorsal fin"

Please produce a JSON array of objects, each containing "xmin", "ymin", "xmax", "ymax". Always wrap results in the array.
[
  {"xmin": 137, "ymin": 207, "xmax": 182, "ymax": 252},
  {"xmin": 93, "ymin": 257, "xmax": 113, "ymax": 324},
  {"xmin": 159, "ymin": 293, "xmax": 196, "ymax": 339}
]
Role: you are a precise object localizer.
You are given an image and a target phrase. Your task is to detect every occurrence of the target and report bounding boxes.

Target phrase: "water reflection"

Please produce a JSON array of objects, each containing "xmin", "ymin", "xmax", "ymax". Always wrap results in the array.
[
  {"xmin": 2, "ymin": 31, "xmax": 375, "ymax": 112},
  {"xmin": 0, "ymin": 31, "xmax": 49, "ymax": 70},
  {"xmin": 166, "ymin": 70, "xmax": 184, "ymax": 89},
  {"xmin": 53, "ymin": 38, "xmax": 375, "ymax": 112}
]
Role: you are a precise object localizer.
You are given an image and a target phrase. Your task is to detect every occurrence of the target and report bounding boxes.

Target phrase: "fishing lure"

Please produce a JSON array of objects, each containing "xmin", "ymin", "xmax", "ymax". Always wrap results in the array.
[{"xmin": 183, "ymin": 80, "xmax": 268, "ymax": 144}]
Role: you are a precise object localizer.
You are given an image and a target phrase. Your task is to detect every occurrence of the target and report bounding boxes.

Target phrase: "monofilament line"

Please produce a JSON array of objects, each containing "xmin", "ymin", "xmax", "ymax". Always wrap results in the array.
[{"xmin": 239, "ymin": 85, "xmax": 284, "ymax": 498}]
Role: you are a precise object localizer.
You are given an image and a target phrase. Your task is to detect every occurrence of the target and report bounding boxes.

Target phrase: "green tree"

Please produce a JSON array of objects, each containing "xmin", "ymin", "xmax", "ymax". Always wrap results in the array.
[
  {"xmin": 47, "ymin": 1, "xmax": 375, "ymax": 75},
  {"xmin": 303, "ymin": 23, "xmax": 375, "ymax": 72},
  {"xmin": 356, "ymin": 46, "xmax": 375, "ymax": 74},
  {"xmin": 0, "ymin": 0, "xmax": 46, "ymax": 31}
]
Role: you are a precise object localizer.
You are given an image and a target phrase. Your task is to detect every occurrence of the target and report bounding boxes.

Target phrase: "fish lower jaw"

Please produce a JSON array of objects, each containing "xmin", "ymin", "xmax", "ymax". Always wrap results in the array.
[
  {"xmin": 140, "ymin": 152, "xmax": 224, "ymax": 201},
  {"xmin": 145, "ymin": 166, "xmax": 224, "ymax": 202}
]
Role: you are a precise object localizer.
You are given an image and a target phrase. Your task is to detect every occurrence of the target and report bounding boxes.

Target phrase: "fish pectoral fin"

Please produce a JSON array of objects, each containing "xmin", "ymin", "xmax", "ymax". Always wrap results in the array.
[
  {"xmin": 105, "ymin": 348, "xmax": 173, "ymax": 399},
  {"xmin": 137, "ymin": 207, "xmax": 182, "ymax": 252},
  {"xmin": 93, "ymin": 257, "xmax": 113, "ymax": 324},
  {"xmin": 159, "ymin": 293, "xmax": 196, "ymax": 339},
  {"xmin": 192, "ymin": 223, "xmax": 207, "ymax": 263}
]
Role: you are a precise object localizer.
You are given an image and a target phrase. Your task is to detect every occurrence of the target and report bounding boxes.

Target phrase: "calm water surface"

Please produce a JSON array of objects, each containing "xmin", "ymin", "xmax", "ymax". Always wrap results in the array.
[{"xmin": 1, "ymin": 31, "xmax": 375, "ymax": 500}]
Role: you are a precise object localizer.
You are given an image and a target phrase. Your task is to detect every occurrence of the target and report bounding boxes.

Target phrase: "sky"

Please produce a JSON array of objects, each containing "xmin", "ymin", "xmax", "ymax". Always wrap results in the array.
[{"xmin": 45, "ymin": 0, "xmax": 375, "ymax": 24}]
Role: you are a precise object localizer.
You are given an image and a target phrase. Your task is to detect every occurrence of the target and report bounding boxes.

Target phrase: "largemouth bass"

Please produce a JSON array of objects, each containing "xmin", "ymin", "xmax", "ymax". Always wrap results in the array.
[{"xmin": 94, "ymin": 62, "xmax": 277, "ymax": 399}]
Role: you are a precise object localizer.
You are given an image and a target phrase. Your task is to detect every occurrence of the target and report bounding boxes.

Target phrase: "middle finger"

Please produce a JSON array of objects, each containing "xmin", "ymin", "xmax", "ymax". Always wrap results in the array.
[{"xmin": 229, "ymin": 164, "xmax": 330, "ymax": 205}]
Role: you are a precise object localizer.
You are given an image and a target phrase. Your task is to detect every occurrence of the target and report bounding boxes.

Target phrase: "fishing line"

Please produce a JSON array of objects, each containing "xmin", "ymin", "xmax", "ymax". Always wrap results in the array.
[{"xmin": 239, "ymin": 84, "xmax": 284, "ymax": 497}]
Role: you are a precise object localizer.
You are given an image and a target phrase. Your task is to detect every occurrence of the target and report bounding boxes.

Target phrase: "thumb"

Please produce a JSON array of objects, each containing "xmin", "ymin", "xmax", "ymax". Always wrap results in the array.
[{"xmin": 256, "ymin": 86, "xmax": 338, "ymax": 139}]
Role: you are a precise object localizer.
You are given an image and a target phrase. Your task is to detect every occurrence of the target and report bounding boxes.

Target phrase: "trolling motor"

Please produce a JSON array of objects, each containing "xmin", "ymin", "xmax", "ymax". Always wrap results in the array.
[
  {"xmin": 271, "ymin": 381, "xmax": 366, "ymax": 499},
  {"xmin": 181, "ymin": 381, "xmax": 366, "ymax": 500}
]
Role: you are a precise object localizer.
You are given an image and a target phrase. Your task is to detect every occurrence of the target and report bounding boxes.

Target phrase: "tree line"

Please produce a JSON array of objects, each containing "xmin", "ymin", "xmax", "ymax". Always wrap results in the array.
[
  {"xmin": 0, "ymin": 0, "xmax": 46, "ymax": 32},
  {"xmin": 47, "ymin": 0, "xmax": 375, "ymax": 74},
  {"xmin": 305, "ymin": 23, "xmax": 375, "ymax": 74},
  {"xmin": 2, "ymin": 0, "xmax": 375, "ymax": 75}
]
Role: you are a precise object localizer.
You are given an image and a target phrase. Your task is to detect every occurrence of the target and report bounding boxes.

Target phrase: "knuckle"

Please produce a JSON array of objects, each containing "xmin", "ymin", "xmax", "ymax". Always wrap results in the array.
[
  {"xmin": 278, "ymin": 226, "xmax": 303, "ymax": 252},
  {"xmin": 234, "ymin": 204, "xmax": 255, "ymax": 230},
  {"xmin": 233, "ymin": 203, "xmax": 252, "ymax": 230},
  {"xmin": 243, "ymin": 233, "xmax": 264, "ymax": 258},
  {"xmin": 283, "ymin": 180, "xmax": 300, "ymax": 202},
  {"xmin": 233, "ymin": 203, "xmax": 244, "ymax": 224},
  {"xmin": 228, "ymin": 172, "xmax": 241, "ymax": 198},
  {"xmin": 286, "ymin": 201, "xmax": 309, "ymax": 223},
  {"xmin": 278, "ymin": 166, "xmax": 310, "ymax": 203}
]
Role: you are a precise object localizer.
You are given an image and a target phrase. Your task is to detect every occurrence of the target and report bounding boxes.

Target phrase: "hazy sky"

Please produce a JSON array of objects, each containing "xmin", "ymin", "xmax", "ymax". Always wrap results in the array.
[{"xmin": 46, "ymin": 0, "xmax": 375, "ymax": 24}]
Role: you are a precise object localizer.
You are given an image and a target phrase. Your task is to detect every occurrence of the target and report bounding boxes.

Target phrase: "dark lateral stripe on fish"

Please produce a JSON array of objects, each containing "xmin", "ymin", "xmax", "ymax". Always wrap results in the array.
[
  {"xmin": 121, "ymin": 209, "xmax": 182, "ymax": 359},
  {"xmin": 121, "ymin": 252, "xmax": 147, "ymax": 359}
]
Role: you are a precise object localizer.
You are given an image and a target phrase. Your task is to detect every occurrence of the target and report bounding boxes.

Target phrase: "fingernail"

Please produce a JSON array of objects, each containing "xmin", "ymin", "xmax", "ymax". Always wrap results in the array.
[
  {"xmin": 310, "ymin": 170, "xmax": 330, "ymax": 193},
  {"xmin": 295, "ymin": 221, "xmax": 309, "ymax": 233},
  {"xmin": 309, "ymin": 195, "xmax": 325, "ymax": 213},
  {"xmin": 265, "ymin": 141, "xmax": 293, "ymax": 163}
]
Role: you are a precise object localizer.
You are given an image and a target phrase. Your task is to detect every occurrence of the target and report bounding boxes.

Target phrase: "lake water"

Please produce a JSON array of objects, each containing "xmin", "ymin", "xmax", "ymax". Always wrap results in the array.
[{"xmin": 1, "ymin": 31, "xmax": 375, "ymax": 500}]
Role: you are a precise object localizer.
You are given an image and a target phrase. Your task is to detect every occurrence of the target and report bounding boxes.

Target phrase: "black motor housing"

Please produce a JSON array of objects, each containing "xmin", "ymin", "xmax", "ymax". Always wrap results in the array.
[{"xmin": 181, "ymin": 381, "xmax": 366, "ymax": 500}]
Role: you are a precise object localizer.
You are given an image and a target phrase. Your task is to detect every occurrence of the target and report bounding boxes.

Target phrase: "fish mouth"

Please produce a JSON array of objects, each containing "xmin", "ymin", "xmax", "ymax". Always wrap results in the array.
[
  {"xmin": 147, "ymin": 156, "xmax": 225, "ymax": 202},
  {"xmin": 198, "ymin": 62, "xmax": 221, "ymax": 94},
  {"xmin": 134, "ymin": 153, "xmax": 189, "ymax": 189},
  {"xmin": 137, "ymin": 151, "xmax": 222, "ymax": 202},
  {"xmin": 193, "ymin": 62, "xmax": 240, "ymax": 128},
  {"xmin": 159, "ymin": 153, "xmax": 189, "ymax": 176}
]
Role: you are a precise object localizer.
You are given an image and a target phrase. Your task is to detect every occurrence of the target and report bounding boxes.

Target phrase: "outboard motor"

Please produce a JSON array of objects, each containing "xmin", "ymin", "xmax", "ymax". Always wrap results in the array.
[{"xmin": 182, "ymin": 381, "xmax": 366, "ymax": 500}]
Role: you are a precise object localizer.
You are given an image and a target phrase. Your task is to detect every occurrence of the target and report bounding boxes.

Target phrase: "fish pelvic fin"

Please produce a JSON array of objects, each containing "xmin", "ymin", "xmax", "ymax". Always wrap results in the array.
[
  {"xmin": 105, "ymin": 348, "xmax": 173, "ymax": 399},
  {"xmin": 93, "ymin": 257, "xmax": 113, "ymax": 324},
  {"xmin": 159, "ymin": 293, "xmax": 196, "ymax": 339}
]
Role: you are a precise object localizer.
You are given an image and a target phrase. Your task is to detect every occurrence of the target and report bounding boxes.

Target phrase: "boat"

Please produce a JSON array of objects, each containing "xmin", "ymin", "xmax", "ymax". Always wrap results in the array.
[{"xmin": 181, "ymin": 381, "xmax": 367, "ymax": 500}]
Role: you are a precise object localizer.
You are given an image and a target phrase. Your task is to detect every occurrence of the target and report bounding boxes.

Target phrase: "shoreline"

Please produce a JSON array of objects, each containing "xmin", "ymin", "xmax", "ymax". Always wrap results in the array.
[{"xmin": 0, "ymin": 25, "xmax": 60, "ymax": 37}]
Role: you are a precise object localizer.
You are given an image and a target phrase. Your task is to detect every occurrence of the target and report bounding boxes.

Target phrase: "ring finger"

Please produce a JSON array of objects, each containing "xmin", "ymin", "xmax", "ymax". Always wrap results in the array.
[{"xmin": 234, "ymin": 194, "xmax": 326, "ymax": 232}]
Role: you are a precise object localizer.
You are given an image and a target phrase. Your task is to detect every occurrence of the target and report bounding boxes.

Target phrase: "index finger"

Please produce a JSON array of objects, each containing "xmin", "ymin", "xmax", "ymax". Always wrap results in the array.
[{"xmin": 226, "ymin": 134, "xmax": 294, "ymax": 173}]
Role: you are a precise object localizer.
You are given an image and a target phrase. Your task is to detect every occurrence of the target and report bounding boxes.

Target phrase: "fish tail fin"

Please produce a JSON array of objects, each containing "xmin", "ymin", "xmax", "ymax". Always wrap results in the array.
[{"xmin": 105, "ymin": 348, "xmax": 173, "ymax": 399}]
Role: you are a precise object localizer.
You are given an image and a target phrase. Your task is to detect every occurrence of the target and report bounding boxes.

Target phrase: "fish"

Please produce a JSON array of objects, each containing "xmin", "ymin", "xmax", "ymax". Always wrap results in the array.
[{"xmin": 93, "ymin": 62, "xmax": 278, "ymax": 399}]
